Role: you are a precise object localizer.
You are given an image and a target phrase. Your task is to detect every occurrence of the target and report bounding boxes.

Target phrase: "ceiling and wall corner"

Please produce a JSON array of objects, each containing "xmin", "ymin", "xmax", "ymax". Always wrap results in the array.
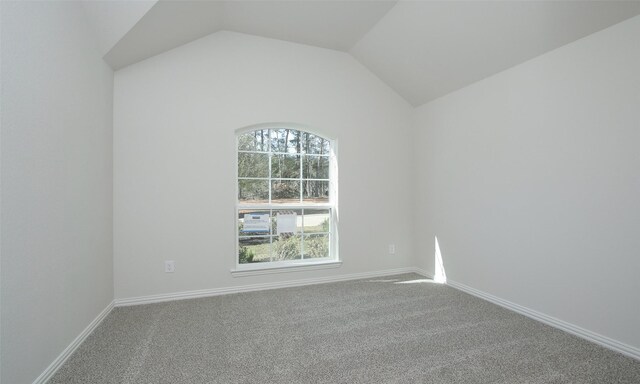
[
  {"xmin": 91, "ymin": 0, "xmax": 640, "ymax": 106},
  {"xmin": 102, "ymin": 0, "xmax": 397, "ymax": 69},
  {"xmin": 350, "ymin": 0, "xmax": 640, "ymax": 106},
  {"xmin": 81, "ymin": 0, "xmax": 157, "ymax": 56}
]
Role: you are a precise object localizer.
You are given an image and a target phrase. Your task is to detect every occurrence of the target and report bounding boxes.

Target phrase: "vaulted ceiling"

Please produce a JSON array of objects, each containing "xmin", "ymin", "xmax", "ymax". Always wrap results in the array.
[{"xmin": 85, "ymin": 0, "xmax": 640, "ymax": 107}]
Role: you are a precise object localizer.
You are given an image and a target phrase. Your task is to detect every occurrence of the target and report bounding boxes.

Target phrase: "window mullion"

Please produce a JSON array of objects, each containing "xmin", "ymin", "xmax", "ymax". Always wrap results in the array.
[
  {"xmin": 268, "ymin": 129, "xmax": 272, "ymax": 204},
  {"xmin": 269, "ymin": 208, "xmax": 273, "ymax": 262},
  {"xmin": 300, "ymin": 208, "xmax": 305, "ymax": 260},
  {"xmin": 299, "ymin": 153, "xmax": 304, "ymax": 203},
  {"xmin": 299, "ymin": 150, "xmax": 304, "ymax": 259},
  {"xmin": 268, "ymin": 130, "xmax": 273, "ymax": 262}
]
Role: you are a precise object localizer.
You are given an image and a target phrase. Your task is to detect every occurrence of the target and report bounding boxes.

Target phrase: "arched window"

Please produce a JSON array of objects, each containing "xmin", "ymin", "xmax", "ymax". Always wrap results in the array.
[{"xmin": 235, "ymin": 125, "xmax": 338, "ymax": 271}]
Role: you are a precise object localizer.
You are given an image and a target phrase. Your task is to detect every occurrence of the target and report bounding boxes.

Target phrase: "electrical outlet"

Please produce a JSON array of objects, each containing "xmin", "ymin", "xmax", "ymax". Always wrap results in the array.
[
  {"xmin": 388, "ymin": 244, "xmax": 396, "ymax": 255},
  {"xmin": 165, "ymin": 260, "xmax": 175, "ymax": 273}
]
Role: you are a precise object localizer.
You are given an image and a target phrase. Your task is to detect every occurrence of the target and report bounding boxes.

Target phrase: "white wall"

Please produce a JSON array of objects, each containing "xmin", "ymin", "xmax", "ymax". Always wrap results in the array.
[
  {"xmin": 113, "ymin": 31, "xmax": 413, "ymax": 299},
  {"xmin": 413, "ymin": 15, "xmax": 640, "ymax": 350},
  {"xmin": 0, "ymin": 2, "xmax": 114, "ymax": 383}
]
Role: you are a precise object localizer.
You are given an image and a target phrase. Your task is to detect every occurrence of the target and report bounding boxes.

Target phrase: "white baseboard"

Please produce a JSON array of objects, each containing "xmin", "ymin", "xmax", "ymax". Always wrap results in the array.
[
  {"xmin": 446, "ymin": 279, "xmax": 640, "ymax": 361},
  {"xmin": 30, "ymin": 268, "xmax": 639, "ymax": 384},
  {"xmin": 412, "ymin": 268, "xmax": 433, "ymax": 279},
  {"xmin": 115, "ymin": 267, "xmax": 423, "ymax": 306},
  {"xmin": 32, "ymin": 301, "xmax": 115, "ymax": 384}
]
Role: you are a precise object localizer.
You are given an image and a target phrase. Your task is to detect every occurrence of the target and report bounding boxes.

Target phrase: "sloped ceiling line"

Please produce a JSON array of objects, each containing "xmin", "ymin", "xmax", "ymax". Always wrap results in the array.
[{"xmin": 97, "ymin": 0, "xmax": 640, "ymax": 107}]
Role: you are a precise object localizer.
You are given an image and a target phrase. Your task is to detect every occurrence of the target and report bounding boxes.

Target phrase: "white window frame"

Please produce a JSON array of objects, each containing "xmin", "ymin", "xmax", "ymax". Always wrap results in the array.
[{"xmin": 231, "ymin": 123, "xmax": 340, "ymax": 276}]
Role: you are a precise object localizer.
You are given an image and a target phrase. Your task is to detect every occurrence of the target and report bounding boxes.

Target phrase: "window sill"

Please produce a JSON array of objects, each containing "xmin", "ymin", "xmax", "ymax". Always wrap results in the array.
[{"xmin": 230, "ymin": 260, "xmax": 342, "ymax": 277}]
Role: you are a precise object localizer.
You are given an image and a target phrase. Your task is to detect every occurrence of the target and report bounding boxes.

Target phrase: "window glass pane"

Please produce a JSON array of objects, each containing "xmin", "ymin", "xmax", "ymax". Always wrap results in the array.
[
  {"xmin": 238, "ymin": 210, "xmax": 271, "ymax": 236},
  {"xmin": 304, "ymin": 234, "xmax": 329, "ymax": 259},
  {"xmin": 271, "ymin": 209, "xmax": 303, "ymax": 235},
  {"xmin": 303, "ymin": 209, "xmax": 330, "ymax": 233},
  {"xmin": 270, "ymin": 129, "xmax": 302, "ymax": 154},
  {"xmin": 303, "ymin": 155, "xmax": 329, "ymax": 179},
  {"xmin": 238, "ymin": 152, "xmax": 269, "ymax": 178},
  {"xmin": 272, "ymin": 234, "xmax": 302, "ymax": 261},
  {"xmin": 237, "ymin": 128, "xmax": 335, "ymax": 265},
  {"xmin": 303, "ymin": 180, "xmax": 329, "ymax": 202},
  {"xmin": 238, "ymin": 179, "xmax": 269, "ymax": 203},
  {"xmin": 302, "ymin": 132, "xmax": 330, "ymax": 155},
  {"xmin": 238, "ymin": 130, "xmax": 269, "ymax": 152},
  {"xmin": 271, "ymin": 180, "xmax": 300, "ymax": 203},
  {"xmin": 271, "ymin": 154, "xmax": 300, "ymax": 179},
  {"xmin": 239, "ymin": 236, "xmax": 271, "ymax": 263}
]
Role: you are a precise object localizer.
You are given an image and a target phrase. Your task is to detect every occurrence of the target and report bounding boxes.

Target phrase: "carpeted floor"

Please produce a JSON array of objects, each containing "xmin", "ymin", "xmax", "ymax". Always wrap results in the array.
[{"xmin": 50, "ymin": 274, "xmax": 640, "ymax": 383}]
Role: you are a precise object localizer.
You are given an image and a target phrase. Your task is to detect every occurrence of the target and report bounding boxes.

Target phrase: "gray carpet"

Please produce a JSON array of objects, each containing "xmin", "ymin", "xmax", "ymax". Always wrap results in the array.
[{"xmin": 50, "ymin": 274, "xmax": 640, "ymax": 383}]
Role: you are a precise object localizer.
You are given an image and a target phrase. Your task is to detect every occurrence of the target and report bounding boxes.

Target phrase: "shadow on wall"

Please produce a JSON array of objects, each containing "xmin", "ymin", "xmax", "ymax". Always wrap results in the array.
[
  {"xmin": 363, "ymin": 238, "xmax": 447, "ymax": 285},
  {"xmin": 394, "ymin": 238, "xmax": 447, "ymax": 284},
  {"xmin": 434, "ymin": 236, "xmax": 447, "ymax": 283}
]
